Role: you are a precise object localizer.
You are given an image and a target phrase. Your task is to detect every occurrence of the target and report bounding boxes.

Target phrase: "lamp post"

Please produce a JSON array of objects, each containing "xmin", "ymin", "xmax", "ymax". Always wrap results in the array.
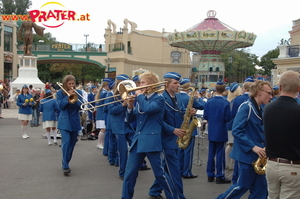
[
  {"xmin": 228, "ymin": 56, "xmax": 233, "ymax": 86},
  {"xmin": 106, "ymin": 58, "xmax": 110, "ymax": 78},
  {"xmin": 84, "ymin": 34, "xmax": 89, "ymax": 51}
]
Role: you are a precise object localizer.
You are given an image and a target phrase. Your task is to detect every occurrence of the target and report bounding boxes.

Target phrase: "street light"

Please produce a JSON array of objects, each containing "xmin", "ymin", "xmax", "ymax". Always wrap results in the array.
[
  {"xmin": 84, "ymin": 34, "xmax": 89, "ymax": 51},
  {"xmin": 105, "ymin": 57, "xmax": 111, "ymax": 78},
  {"xmin": 228, "ymin": 56, "xmax": 233, "ymax": 86}
]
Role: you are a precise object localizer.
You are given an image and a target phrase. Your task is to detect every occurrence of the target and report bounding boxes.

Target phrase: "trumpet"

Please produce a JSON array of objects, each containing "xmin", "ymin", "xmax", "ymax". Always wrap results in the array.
[{"xmin": 81, "ymin": 80, "xmax": 167, "ymax": 111}]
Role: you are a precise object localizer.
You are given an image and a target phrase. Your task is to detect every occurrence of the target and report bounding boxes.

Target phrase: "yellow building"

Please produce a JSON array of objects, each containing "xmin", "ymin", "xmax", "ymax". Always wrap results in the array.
[
  {"xmin": 104, "ymin": 19, "xmax": 191, "ymax": 79},
  {"xmin": 272, "ymin": 18, "xmax": 300, "ymax": 85},
  {"xmin": 0, "ymin": 18, "xmax": 19, "ymax": 84}
]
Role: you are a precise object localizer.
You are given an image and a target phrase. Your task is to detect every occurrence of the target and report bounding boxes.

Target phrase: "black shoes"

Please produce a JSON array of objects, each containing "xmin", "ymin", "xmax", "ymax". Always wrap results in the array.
[
  {"xmin": 216, "ymin": 178, "xmax": 231, "ymax": 184},
  {"xmin": 182, "ymin": 175, "xmax": 198, "ymax": 179},
  {"xmin": 119, "ymin": 176, "xmax": 124, "ymax": 180},
  {"xmin": 139, "ymin": 166, "xmax": 151, "ymax": 171},
  {"xmin": 63, "ymin": 168, "xmax": 71, "ymax": 175},
  {"xmin": 207, "ymin": 177, "xmax": 215, "ymax": 182},
  {"xmin": 150, "ymin": 194, "xmax": 164, "ymax": 199}
]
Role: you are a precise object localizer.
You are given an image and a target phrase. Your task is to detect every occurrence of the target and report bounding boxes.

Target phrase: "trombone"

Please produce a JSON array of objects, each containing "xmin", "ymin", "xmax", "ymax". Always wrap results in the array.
[
  {"xmin": 40, "ymin": 95, "xmax": 56, "ymax": 104},
  {"xmin": 56, "ymin": 82, "xmax": 95, "ymax": 113},
  {"xmin": 81, "ymin": 80, "xmax": 167, "ymax": 111}
]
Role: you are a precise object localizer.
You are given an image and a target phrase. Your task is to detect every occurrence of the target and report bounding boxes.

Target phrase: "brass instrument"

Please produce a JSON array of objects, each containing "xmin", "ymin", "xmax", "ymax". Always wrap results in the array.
[
  {"xmin": 56, "ymin": 82, "xmax": 78, "ymax": 104},
  {"xmin": 81, "ymin": 80, "xmax": 167, "ymax": 111},
  {"xmin": 177, "ymin": 87, "xmax": 199, "ymax": 149},
  {"xmin": 252, "ymin": 148, "xmax": 267, "ymax": 175}
]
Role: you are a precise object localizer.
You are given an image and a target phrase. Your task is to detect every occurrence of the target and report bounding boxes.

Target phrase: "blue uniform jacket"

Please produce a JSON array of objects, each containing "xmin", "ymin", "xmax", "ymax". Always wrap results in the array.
[
  {"xmin": 161, "ymin": 91, "xmax": 185, "ymax": 150},
  {"xmin": 56, "ymin": 89, "xmax": 82, "ymax": 131},
  {"xmin": 227, "ymin": 93, "xmax": 249, "ymax": 131},
  {"xmin": 107, "ymin": 94, "xmax": 133, "ymax": 135},
  {"xmin": 17, "ymin": 94, "xmax": 33, "ymax": 114},
  {"xmin": 230, "ymin": 98, "xmax": 265, "ymax": 165},
  {"xmin": 88, "ymin": 92, "xmax": 96, "ymax": 109},
  {"xmin": 127, "ymin": 93, "xmax": 165, "ymax": 153},
  {"xmin": 103, "ymin": 91, "xmax": 113, "ymax": 130},
  {"xmin": 179, "ymin": 92, "xmax": 205, "ymax": 136},
  {"xmin": 203, "ymin": 96, "xmax": 231, "ymax": 142},
  {"xmin": 95, "ymin": 89, "xmax": 108, "ymax": 120},
  {"xmin": 39, "ymin": 98, "xmax": 59, "ymax": 121}
]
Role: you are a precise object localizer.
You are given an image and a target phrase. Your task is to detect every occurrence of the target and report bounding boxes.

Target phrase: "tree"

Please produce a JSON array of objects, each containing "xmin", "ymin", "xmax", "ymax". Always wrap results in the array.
[
  {"xmin": 221, "ymin": 49, "xmax": 259, "ymax": 83},
  {"xmin": 259, "ymin": 48, "xmax": 279, "ymax": 76},
  {"xmin": 78, "ymin": 42, "xmax": 98, "ymax": 52},
  {"xmin": 0, "ymin": 0, "xmax": 31, "ymax": 14}
]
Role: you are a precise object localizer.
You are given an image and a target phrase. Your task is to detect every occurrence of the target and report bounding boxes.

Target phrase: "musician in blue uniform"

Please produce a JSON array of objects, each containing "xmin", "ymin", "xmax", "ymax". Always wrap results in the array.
[
  {"xmin": 87, "ymin": 85, "xmax": 97, "ymax": 122},
  {"xmin": 149, "ymin": 72, "xmax": 191, "ymax": 199},
  {"xmin": 270, "ymin": 85, "xmax": 279, "ymax": 102},
  {"xmin": 17, "ymin": 84, "xmax": 33, "ymax": 139},
  {"xmin": 204, "ymin": 79, "xmax": 232, "ymax": 184},
  {"xmin": 215, "ymin": 80, "xmax": 272, "ymax": 199},
  {"xmin": 122, "ymin": 71, "xmax": 177, "ymax": 199},
  {"xmin": 40, "ymin": 89, "xmax": 59, "ymax": 146},
  {"xmin": 107, "ymin": 74, "xmax": 134, "ymax": 179},
  {"xmin": 104, "ymin": 81, "xmax": 118, "ymax": 166},
  {"xmin": 56, "ymin": 75, "xmax": 83, "ymax": 175},
  {"xmin": 230, "ymin": 77, "xmax": 254, "ymax": 183},
  {"xmin": 95, "ymin": 78, "xmax": 111, "ymax": 151},
  {"xmin": 178, "ymin": 78, "xmax": 204, "ymax": 178}
]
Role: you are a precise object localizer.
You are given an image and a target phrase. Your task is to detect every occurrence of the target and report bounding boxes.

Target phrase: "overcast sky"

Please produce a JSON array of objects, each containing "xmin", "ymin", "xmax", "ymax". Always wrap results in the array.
[{"xmin": 30, "ymin": 0, "xmax": 299, "ymax": 58}]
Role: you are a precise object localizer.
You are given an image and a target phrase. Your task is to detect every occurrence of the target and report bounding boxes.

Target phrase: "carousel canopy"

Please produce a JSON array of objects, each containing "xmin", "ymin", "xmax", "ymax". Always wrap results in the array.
[{"xmin": 166, "ymin": 10, "xmax": 256, "ymax": 53}]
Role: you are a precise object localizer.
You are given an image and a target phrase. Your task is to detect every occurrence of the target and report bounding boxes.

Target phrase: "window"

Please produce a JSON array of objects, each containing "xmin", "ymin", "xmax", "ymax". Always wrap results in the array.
[{"xmin": 4, "ymin": 26, "xmax": 13, "ymax": 52}]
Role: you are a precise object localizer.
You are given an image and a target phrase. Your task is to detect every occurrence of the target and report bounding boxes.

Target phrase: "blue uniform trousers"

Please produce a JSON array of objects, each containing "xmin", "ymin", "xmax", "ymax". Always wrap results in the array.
[
  {"xmin": 103, "ymin": 130, "xmax": 109, "ymax": 156},
  {"xmin": 122, "ymin": 143, "xmax": 177, "ymax": 199},
  {"xmin": 149, "ymin": 149, "xmax": 185, "ymax": 199},
  {"xmin": 178, "ymin": 136, "xmax": 196, "ymax": 177},
  {"xmin": 60, "ymin": 129, "xmax": 78, "ymax": 169},
  {"xmin": 207, "ymin": 141, "xmax": 226, "ymax": 178},
  {"xmin": 116, "ymin": 132, "xmax": 133, "ymax": 177},
  {"xmin": 107, "ymin": 129, "xmax": 117, "ymax": 165},
  {"xmin": 215, "ymin": 162, "xmax": 268, "ymax": 199}
]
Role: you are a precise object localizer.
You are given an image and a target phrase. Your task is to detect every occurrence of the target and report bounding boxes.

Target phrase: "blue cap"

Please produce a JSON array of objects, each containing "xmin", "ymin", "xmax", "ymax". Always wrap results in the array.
[
  {"xmin": 45, "ymin": 89, "xmax": 51, "ymax": 94},
  {"xmin": 179, "ymin": 78, "xmax": 191, "ymax": 85},
  {"xmin": 163, "ymin": 72, "xmax": 181, "ymax": 81},
  {"xmin": 244, "ymin": 76, "xmax": 255, "ymax": 83},
  {"xmin": 230, "ymin": 82, "xmax": 239, "ymax": 92},
  {"xmin": 132, "ymin": 75, "xmax": 139, "ymax": 82},
  {"xmin": 91, "ymin": 85, "xmax": 97, "ymax": 89},
  {"xmin": 273, "ymin": 85, "xmax": 279, "ymax": 90},
  {"xmin": 257, "ymin": 77, "xmax": 265, "ymax": 81},
  {"xmin": 199, "ymin": 88, "xmax": 206, "ymax": 93},
  {"xmin": 102, "ymin": 78, "xmax": 112, "ymax": 83},
  {"xmin": 216, "ymin": 79, "xmax": 225, "ymax": 85},
  {"xmin": 226, "ymin": 86, "xmax": 230, "ymax": 90},
  {"xmin": 116, "ymin": 74, "xmax": 130, "ymax": 80},
  {"xmin": 108, "ymin": 81, "xmax": 115, "ymax": 89},
  {"xmin": 23, "ymin": 84, "xmax": 28, "ymax": 88}
]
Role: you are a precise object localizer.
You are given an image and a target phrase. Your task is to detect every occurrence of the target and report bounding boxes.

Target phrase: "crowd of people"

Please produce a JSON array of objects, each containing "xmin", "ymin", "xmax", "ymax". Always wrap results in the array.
[{"xmin": 7, "ymin": 69, "xmax": 300, "ymax": 199}]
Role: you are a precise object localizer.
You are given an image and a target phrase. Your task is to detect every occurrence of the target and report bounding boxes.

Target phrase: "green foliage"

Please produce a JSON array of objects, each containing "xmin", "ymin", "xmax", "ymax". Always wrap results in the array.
[
  {"xmin": 259, "ymin": 48, "xmax": 279, "ymax": 76},
  {"xmin": 0, "ymin": 0, "xmax": 31, "ymax": 14},
  {"xmin": 78, "ymin": 42, "xmax": 98, "ymax": 52},
  {"xmin": 37, "ymin": 63, "xmax": 105, "ymax": 85},
  {"xmin": 221, "ymin": 49, "xmax": 259, "ymax": 83}
]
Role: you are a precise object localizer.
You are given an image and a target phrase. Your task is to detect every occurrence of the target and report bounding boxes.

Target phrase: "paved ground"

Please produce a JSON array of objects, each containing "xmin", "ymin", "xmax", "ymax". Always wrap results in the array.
[{"xmin": 0, "ymin": 108, "xmax": 248, "ymax": 199}]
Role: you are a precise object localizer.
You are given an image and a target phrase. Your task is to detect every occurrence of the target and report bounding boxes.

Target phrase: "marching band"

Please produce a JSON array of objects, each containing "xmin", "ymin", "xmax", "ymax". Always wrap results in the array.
[{"xmin": 16, "ymin": 70, "xmax": 300, "ymax": 199}]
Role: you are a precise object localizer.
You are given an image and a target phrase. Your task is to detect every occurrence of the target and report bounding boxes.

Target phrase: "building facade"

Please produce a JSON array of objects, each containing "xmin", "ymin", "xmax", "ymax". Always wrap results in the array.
[
  {"xmin": 104, "ymin": 19, "xmax": 191, "ymax": 79},
  {"xmin": 272, "ymin": 18, "xmax": 300, "ymax": 85},
  {"xmin": 0, "ymin": 18, "xmax": 18, "ymax": 84}
]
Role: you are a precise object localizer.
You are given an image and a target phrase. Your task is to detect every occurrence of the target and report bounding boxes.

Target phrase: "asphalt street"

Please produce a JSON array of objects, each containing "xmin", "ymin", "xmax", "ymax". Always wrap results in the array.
[{"xmin": 0, "ymin": 108, "xmax": 248, "ymax": 199}]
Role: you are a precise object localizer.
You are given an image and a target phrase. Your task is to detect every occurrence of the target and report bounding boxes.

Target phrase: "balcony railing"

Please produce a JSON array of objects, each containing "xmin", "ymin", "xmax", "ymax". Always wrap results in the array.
[
  {"xmin": 288, "ymin": 45, "xmax": 300, "ymax": 57},
  {"xmin": 17, "ymin": 43, "xmax": 105, "ymax": 52}
]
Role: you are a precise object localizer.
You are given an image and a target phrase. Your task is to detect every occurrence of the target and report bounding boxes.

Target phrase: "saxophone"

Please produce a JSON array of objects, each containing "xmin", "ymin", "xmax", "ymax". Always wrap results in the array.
[
  {"xmin": 176, "ymin": 87, "xmax": 199, "ymax": 149},
  {"xmin": 252, "ymin": 148, "xmax": 267, "ymax": 175}
]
